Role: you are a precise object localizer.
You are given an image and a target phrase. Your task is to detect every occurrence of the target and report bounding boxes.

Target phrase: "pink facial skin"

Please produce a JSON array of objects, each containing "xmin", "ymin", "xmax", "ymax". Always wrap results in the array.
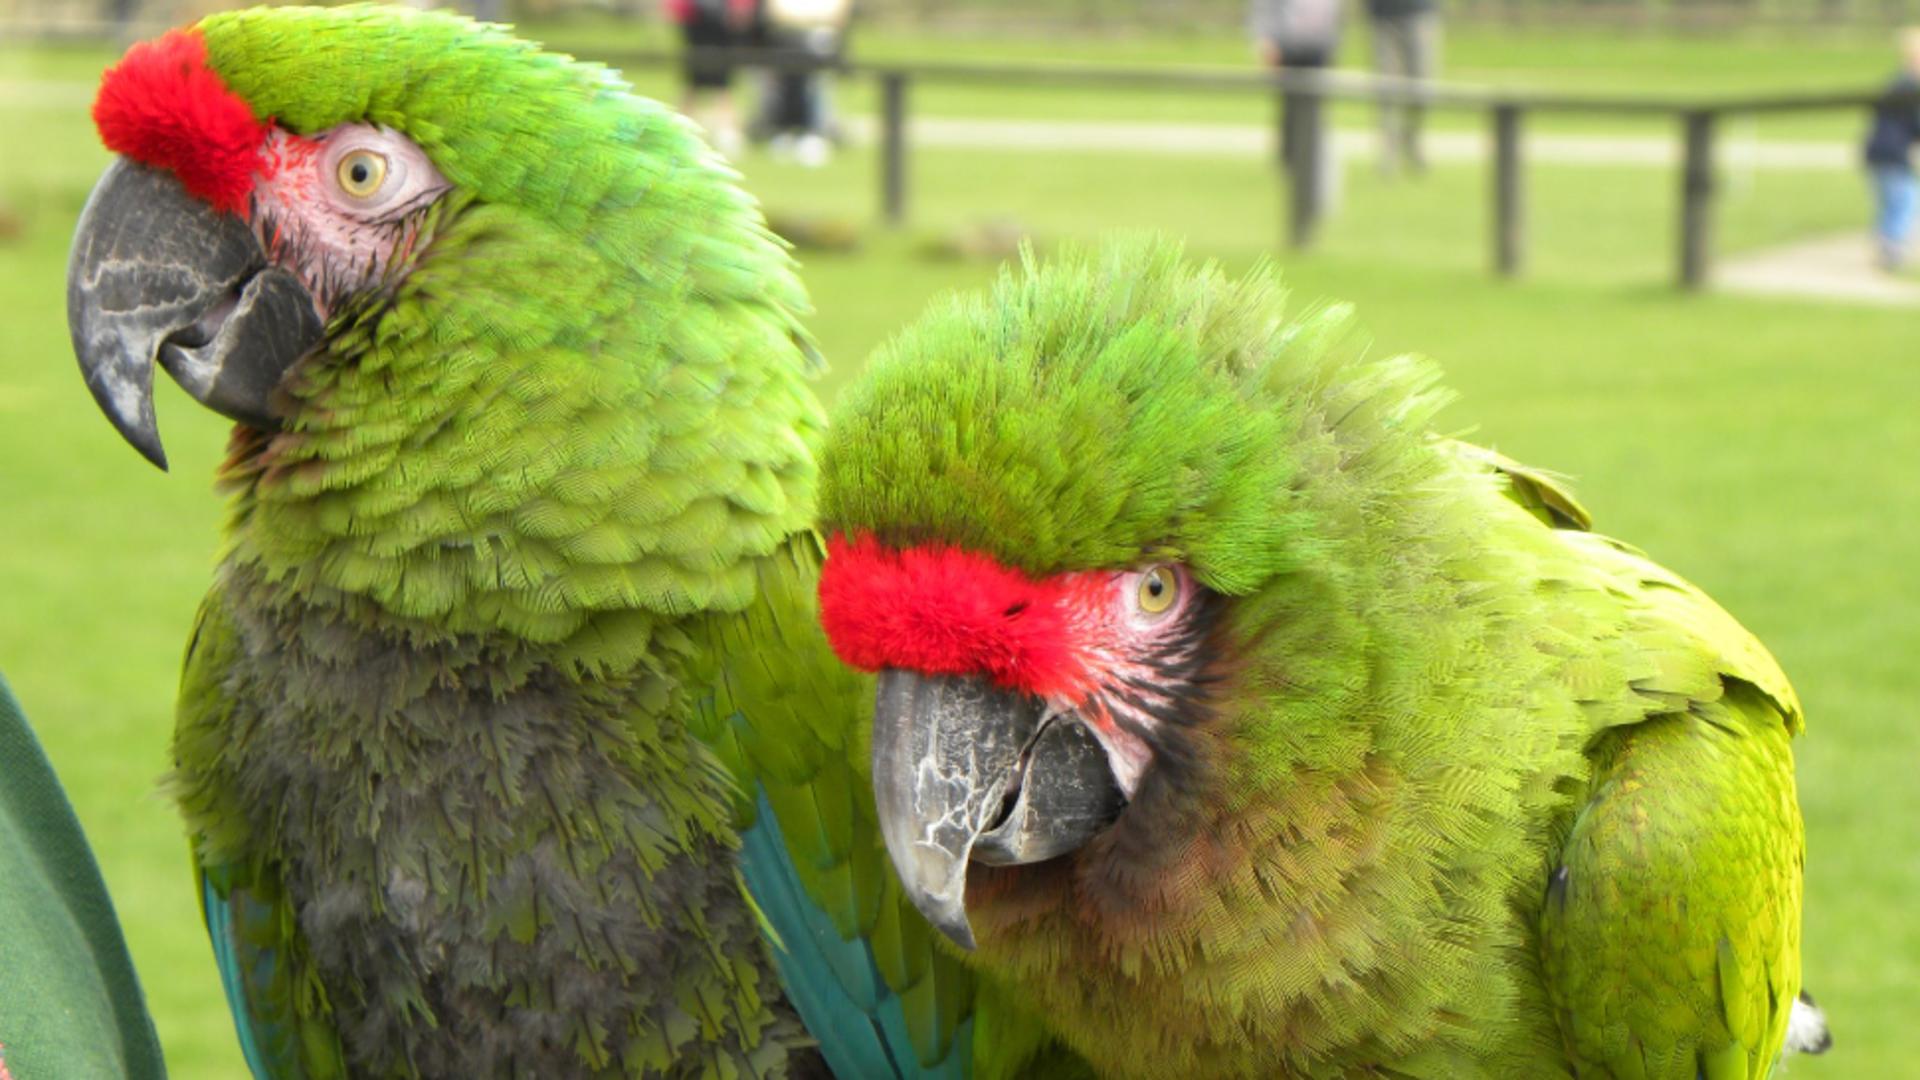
[
  {"xmin": 249, "ymin": 123, "xmax": 450, "ymax": 318},
  {"xmin": 1046, "ymin": 564, "xmax": 1205, "ymax": 795}
]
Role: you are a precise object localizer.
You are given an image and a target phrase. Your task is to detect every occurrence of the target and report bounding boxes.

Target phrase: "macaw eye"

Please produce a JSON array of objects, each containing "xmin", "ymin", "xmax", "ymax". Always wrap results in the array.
[
  {"xmin": 336, "ymin": 150, "xmax": 388, "ymax": 198},
  {"xmin": 1136, "ymin": 566, "xmax": 1177, "ymax": 615},
  {"xmin": 312, "ymin": 125, "xmax": 446, "ymax": 220}
]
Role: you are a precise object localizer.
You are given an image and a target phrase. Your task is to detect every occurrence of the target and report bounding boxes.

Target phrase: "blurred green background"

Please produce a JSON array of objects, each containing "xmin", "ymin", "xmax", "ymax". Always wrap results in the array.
[{"xmin": 2, "ymin": 6, "xmax": 1916, "ymax": 1077}]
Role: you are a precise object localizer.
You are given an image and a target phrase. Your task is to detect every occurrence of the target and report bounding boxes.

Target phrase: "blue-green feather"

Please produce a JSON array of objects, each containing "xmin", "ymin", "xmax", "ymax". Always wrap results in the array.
[
  {"xmin": 740, "ymin": 789, "xmax": 973, "ymax": 1080},
  {"xmin": 201, "ymin": 875, "xmax": 276, "ymax": 1080}
]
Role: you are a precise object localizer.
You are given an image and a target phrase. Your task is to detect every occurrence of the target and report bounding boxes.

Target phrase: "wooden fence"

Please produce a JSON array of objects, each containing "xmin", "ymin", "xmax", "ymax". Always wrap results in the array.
[{"xmin": 570, "ymin": 48, "xmax": 1906, "ymax": 290}]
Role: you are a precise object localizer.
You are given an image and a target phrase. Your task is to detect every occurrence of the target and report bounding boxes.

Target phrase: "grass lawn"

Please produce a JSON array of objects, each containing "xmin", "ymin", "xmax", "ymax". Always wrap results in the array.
[{"xmin": 1, "ymin": 20, "xmax": 1914, "ymax": 1079}]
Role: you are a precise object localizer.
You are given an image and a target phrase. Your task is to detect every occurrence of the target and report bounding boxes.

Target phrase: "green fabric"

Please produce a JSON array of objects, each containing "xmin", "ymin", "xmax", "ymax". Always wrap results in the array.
[{"xmin": 0, "ymin": 674, "xmax": 165, "ymax": 1079}]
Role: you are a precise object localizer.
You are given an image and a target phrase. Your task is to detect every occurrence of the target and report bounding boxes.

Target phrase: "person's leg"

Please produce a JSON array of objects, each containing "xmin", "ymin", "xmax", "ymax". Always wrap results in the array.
[
  {"xmin": 795, "ymin": 70, "xmax": 831, "ymax": 166},
  {"xmin": 1280, "ymin": 88, "xmax": 1298, "ymax": 173},
  {"xmin": 1874, "ymin": 166, "xmax": 1899, "ymax": 268},
  {"xmin": 679, "ymin": 19, "xmax": 704, "ymax": 116},
  {"xmin": 681, "ymin": 15, "xmax": 742, "ymax": 154},
  {"xmin": 1278, "ymin": 47, "xmax": 1327, "ymax": 176},
  {"xmin": 1371, "ymin": 17, "xmax": 1407, "ymax": 174},
  {"xmin": 1403, "ymin": 11, "xmax": 1441, "ymax": 173},
  {"xmin": 708, "ymin": 87, "xmax": 743, "ymax": 157},
  {"xmin": 1877, "ymin": 165, "xmax": 1919, "ymax": 269},
  {"xmin": 1260, "ymin": 46, "xmax": 1289, "ymax": 172},
  {"xmin": 776, "ymin": 71, "xmax": 810, "ymax": 131},
  {"xmin": 1272, "ymin": 48, "xmax": 1296, "ymax": 172},
  {"xmin": 1279, "ymin": 52, "xmax": 1335, "ymax": 239}
]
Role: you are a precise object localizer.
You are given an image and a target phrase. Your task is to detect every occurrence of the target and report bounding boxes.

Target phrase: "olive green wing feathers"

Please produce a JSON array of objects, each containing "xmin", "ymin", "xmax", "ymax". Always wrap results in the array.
[
  {"xmin": 1488, "ymin": 456, "xmax": 1805, "ymax": 1080},
  {"xmin": 174, "ymin": 595, "xmax": 346, "ymax": 1080}
]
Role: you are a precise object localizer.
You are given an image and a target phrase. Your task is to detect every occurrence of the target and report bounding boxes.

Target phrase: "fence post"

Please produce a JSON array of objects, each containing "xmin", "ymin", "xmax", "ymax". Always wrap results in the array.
[
  {"xmin": 880, "ymin": 70, "xmax": 909, "ymax": 226},
  {"xmin": 1273, "ymin": 82, "xmax": 1289, "ymax": 171},
  {"xmin": 1492, "ymin": 103, "xmax": 1524, "ymax": 277},
  {"xmin": 1679, "ymin": 108, "xmax": 1717, "ymax": 290}
]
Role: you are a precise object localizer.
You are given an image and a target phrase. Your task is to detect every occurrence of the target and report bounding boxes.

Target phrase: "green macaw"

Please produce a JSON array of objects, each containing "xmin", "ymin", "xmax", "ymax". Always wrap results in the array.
[
  {"xmin": 814, "ymin": 240, "xmax": 1833, "ymax": 1079},
  {"xmin": 63, "ymin": 6, "xmax": 1066, "ymax": 1076}
]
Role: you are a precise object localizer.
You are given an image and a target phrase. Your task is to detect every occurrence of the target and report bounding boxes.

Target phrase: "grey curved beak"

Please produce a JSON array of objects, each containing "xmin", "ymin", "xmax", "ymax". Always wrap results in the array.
[
  {"xmin": 870, "ymin": 670, "xmax": 1125, "ymax": 951},
  {"xmin": 67, "ymin": 158, "xmax": 323, "ymax": 469}
]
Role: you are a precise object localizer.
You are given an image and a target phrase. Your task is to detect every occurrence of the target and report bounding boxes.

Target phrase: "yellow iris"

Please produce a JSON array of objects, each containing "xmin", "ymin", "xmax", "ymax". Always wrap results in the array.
[
  {"xmin": 337, "ymin": 150, "xmax": 388, "ymax": 198},
  {"xmin": 1137, "ymin": 566, "xmax": 1177, "ymax": 614}
]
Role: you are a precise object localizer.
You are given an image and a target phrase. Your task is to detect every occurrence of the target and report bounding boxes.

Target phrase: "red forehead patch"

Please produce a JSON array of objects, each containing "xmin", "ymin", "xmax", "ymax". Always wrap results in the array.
[
  {"xmin": 93, "ymin": 29, "xmax": 268, "ymax": 215},
  {"xmin": 819, "ymin": 534, "xmax": 1093, "ymax": 699}
]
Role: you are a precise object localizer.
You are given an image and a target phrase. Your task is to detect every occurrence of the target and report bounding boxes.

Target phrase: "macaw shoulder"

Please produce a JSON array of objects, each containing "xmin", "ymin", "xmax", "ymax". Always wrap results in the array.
[{"xmin": 1447, "ymin": 436, "xmax": 1801, "ymax": 737}]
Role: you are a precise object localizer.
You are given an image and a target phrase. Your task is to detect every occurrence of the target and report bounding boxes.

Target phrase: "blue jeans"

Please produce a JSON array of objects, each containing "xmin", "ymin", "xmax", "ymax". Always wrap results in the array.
[{"xmin": 1871, "ymin": 164, "xmax": 1917, "ymax": 260}]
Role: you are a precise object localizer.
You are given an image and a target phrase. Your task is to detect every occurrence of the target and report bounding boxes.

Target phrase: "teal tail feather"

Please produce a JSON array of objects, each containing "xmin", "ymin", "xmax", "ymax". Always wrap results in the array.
[{"xmin": 739, "ymin": 789, "xmax": 973, "ymax": 1079}]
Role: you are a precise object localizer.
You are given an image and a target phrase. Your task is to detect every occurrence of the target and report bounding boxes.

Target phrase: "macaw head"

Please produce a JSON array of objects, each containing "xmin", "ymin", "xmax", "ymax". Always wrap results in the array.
[
  {"xmin": 815, "ymin": 240, "xmax": 1443, "ymax": 949},
  {"xmin": 67, "ymin": 5, "xmax": 819, "ymax": 644},
  {"xmin": 69, "ymin": 4, "xmax": 800, "ymax": 469}
]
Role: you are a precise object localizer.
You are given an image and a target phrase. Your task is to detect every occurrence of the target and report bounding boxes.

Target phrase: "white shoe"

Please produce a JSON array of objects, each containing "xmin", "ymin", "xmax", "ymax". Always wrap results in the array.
[{"xmin": 795, "ymin": 133, "xmax": 831, "ymax": 168}]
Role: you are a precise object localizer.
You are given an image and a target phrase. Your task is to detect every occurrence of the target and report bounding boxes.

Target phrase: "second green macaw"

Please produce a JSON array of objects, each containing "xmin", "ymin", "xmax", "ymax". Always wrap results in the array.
[
  {"xmin": 64, "ymin": 6, "xmax": 1071, "ymax": 1077},
  {"xmin": 815, "ymin": 241, "xmax": 1833, "ymax": 1079}
]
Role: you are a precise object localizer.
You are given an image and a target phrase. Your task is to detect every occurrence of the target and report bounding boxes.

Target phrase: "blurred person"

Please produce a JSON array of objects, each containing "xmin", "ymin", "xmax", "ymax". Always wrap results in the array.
[
  {"xmin": 1864, "ymin": 28, "xmax": 1920, "ymax": 270},
  {"xmin": 1366, "ymin": 0, "xmax": 1439, "ymax": 176},
  {"xmin": 1251, "ymin": 0, "xmax": 1345, "ymax": 233},
  {"xmin": 754, "ymin": 0, "xmax": 853, "ymax": 166},
  {"xmin": 0, "ymin": 673, "xmax": 165, "ymax": 1080},
  {"xmin": 666, "ymin": 0, "xmax": 755, "ymax": 157},
  {"xmin": 1251, "ymin": 0, "xmax": 1344, "ymax": 86}
]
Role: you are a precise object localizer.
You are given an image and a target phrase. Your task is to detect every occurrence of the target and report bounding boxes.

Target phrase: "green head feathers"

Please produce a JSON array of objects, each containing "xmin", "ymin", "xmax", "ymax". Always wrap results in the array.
[
  {"xmin": 818, "ymin": 238, "xmax": 1450, "ymax": 595},
  {"xmin": 205, "ymin": 6, "xmax": 745, "ymax": 240}
]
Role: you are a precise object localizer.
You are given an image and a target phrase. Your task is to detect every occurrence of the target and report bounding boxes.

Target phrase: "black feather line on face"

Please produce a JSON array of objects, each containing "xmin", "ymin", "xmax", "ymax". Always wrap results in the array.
[
  {"xmin": 364, "ymin": 184, "xmax": 448, "ymax": 228},
  {"xmin": 1059, "ymin": 590, "xmax": 1234, "ymax": 888},
  {"xmin": 1095, "ymin": 589, "xmax": 1226, "ymax": 797}
]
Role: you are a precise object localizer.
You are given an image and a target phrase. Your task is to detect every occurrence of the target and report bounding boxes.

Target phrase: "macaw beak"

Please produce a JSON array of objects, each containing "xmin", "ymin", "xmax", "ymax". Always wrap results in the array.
[
  {"xmin": 67, "ymin": 158, "xmax": 322, "ymax": 470},
  {"xmin": 870, "ymin": 669, "xmax": 1125, "ymax": 951}
]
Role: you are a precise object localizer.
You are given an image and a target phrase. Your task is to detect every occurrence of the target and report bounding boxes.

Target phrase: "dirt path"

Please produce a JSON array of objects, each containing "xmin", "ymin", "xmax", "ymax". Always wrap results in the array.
[{"xmin": 1717, "ymin": 231, "xmax": 1920, "ymax": 306}]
